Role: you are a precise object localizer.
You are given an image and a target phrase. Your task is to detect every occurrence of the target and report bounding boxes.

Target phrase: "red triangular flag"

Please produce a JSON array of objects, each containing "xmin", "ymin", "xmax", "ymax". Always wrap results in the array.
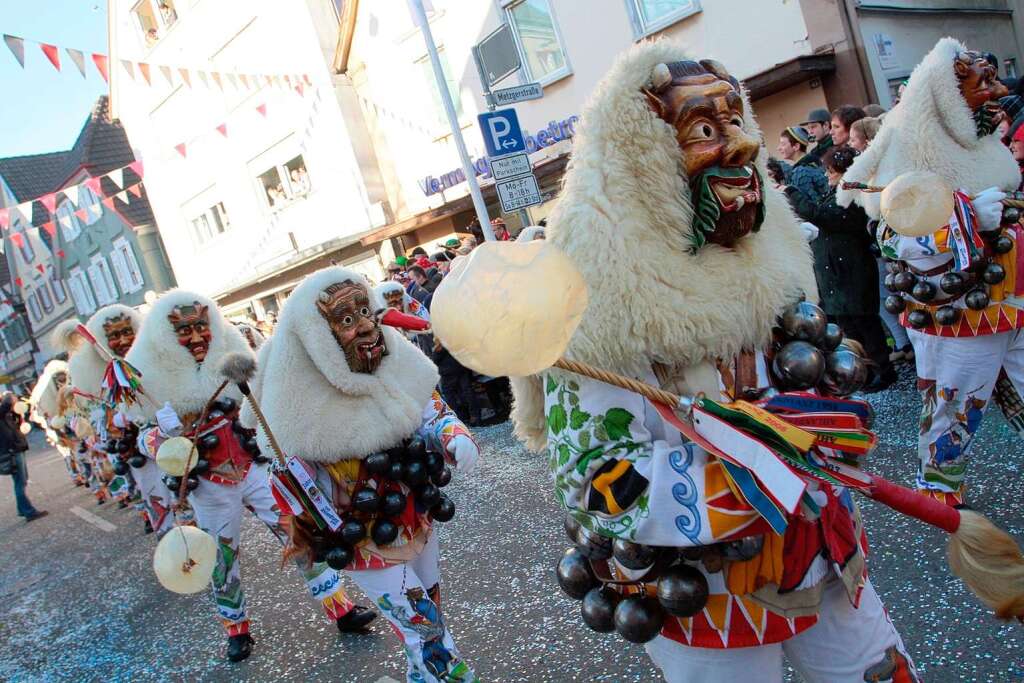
[
  {"xmin": 303, "ymin": 74, "xmax": 312, "ymax": 86},
  {"xmin": 0, "ymin": 208, "xmax": 9, "ymax": 230},
  {"xmin": 75, "ymin": 208, "xmax": 88, "ymax": 221},
  {"xmin": 137, "ymin": 62, "xmax": 152, "ymax": 85},
  {"xmin": 256, "ymin": 103, "xmax": 267, "ymax": 117},
  {"xmin": 174, "ymin": 143, "xmax": 187, "ymax": 158},
  {"xmin": 129, "ymin": 160, "xmax": 144, "ymax": 178},
  {"xmin": 35, "ymin": 264, "xmax": 45, "ymax": 274},
  {"xmin": 178, "ymin": 68, "xmax": 192, "ymax": 88},
  {"xmin": 216, "ymin": 123, "xmax": 228, "ymax": 137},
  {"xmin": 40, "ymin": 43, "xmax": 60, "ymax": 71},
  {"xmin": 3, "ymin": 35, "xmax": 25, "ymax": 68},
  {"xmin": 92, "ymin": 53, "xmax": 109, "ymax": 82},
  {"xmin": 295, "ymin": 83, "xmax": 305, "ymax": 96},
  {"xmin": 102, "ymin": 197, "xmax": 116, "ymax": 210},
  {"xmin": 14, "ymin": 277, "xmax": 22, "ymax": 288},
  {"xmin": 284, "ymin": 75, "xmax": 292, "ymax": 88},
  {"xmin": 128, "ymin": 184, "xmax": 143, "ymax": 198},
  {"xmin": 84, "ymin": 177, "xmax": 102, "ymax": 195},
  {"xmin": 40, "ymin": 193, "xmax": 57, "ymax": 214},
  {"xmin": 10, "ymin": 233, "xmax": 23, "ymax": 248},
  {"xmin": 41, "ymin": 222, "xmax": 56, "ymax": 237},
  {"xmin": 56, "ymin": 249, "xmax": 65, "ymax": 259}
]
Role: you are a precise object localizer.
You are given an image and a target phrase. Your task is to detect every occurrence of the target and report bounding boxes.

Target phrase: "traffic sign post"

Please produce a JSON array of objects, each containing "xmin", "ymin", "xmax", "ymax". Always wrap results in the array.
[
  {"xmin": 492, "ymin": 82, "xmax": 543, "ymax": 106},
  {"xmin": 488, "ymin": 153, "xmax": 531, "ymax": 181},
  {"xmin": 496, "ymin": 175, "xmax": 542, "ymax": 213},
  {"xmin": 477, "ymin": 109, "xmax": 527, "ymax": 157}
]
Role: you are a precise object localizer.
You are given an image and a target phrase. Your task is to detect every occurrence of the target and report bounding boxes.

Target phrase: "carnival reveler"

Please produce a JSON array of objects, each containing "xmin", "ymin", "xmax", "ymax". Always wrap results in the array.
[
  {"xmin": 126, "ymin": 289, "xmax": 375, "ymax": 662},
  {"xmin": 241, "ymin": 266, "xmax": 479, "ymax": 682},
  {"xmin": 838, "ymin": 38, "xmax": 1022, "ymax": 507},
  {"xmin": 509, "ymin": 43, "xmax": 918, "ymax": 681},
  {"xmin": 28, "ymin": 360, "xmax": 82, "ymax": 486}
]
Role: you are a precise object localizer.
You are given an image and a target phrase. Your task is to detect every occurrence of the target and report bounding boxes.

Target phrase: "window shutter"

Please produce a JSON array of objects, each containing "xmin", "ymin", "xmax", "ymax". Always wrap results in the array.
[
  {"xmin": 87, "ymin": 264, "xmax": 108, "ymax": 306},
  {"xmin": 109, "ymin": 248, "xmax": 130, "ymax": 292},
  {"xmin": 97, "ymin": 256, "xmax": 119, "ymax": 301},
  {"xmin": 120, "ymin": 241, "xmax": 144, "ymax": 292}
]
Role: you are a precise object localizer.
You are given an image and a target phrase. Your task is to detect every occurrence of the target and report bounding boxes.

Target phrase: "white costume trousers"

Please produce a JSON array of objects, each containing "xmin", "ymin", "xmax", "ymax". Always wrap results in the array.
[
  {"xmin": 130, "ymin": 459, "xmax": 175, "ymax": 536},
  {"xmin": 645, "ymin": 579, "xmax": 917, "ymax": 682}
]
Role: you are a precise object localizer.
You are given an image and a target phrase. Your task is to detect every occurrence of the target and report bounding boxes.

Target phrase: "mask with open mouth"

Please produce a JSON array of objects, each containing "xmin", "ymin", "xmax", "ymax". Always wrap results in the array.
[
  {"xmin": 102, "ymin": 314, "xmax": 136, "ymax": 358},
  {"xmin": 690, "ymin": 165, "xmax": 765, "ymax": 251},
  {"xmin": 316, "ymin": 281, "xmax": 388, "ymax": 374},
  {"xmin": 168, "ymin": 303, "xmax": 212, "ymax": 364},
  {"xmin": 954, "ymin": 50, "xmax": 1008, "ymax": 137}
]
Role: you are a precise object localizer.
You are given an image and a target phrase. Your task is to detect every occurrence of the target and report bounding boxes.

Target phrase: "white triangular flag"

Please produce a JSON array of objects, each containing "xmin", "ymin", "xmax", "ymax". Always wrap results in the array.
[
  {"xmin": 17, "ymin": 201, "xmax": 34, "ymax": 223},
  {"xmin": 63, "ymin": 184, "xmax": 79, "ymax": 207},
  {"xmin": 116, "ymin": 191, "xmax": 129, "ymax": 203},
  {"xmin": 108, "ymin": 168, "xmax": 124, "ymax": 189}
]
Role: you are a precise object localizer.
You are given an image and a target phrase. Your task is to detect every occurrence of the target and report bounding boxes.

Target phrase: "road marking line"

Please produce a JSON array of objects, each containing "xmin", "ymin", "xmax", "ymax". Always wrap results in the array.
[
  {"xmin": 374, "ymin": 678, "xmax": 401, "ymax": 683},
  {"xmin": 69, "ymin": 506, "xmax": 117, "ymax": 532}
]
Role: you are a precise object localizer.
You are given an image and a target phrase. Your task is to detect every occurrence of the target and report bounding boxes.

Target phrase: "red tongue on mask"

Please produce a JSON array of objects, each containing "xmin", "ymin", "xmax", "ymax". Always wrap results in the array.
[{"xmin": 378, "ymin": 308, "xmax": 430, "ymax": 332}]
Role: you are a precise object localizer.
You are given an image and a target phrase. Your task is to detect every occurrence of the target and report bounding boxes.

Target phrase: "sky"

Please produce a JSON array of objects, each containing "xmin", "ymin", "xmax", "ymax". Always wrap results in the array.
[{"xmin": 0, "ymin": 0, "xmax": 109, "ymax": 158}]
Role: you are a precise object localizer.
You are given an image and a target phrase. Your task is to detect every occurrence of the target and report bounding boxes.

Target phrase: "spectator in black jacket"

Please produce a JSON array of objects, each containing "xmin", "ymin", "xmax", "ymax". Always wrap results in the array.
[
  {"xmin": 796, "ymin": 108, "xmax": 834, "ymax": 167},
  {"xmin": 431, "ymin": 340, "xmax": 481, "ymax": 426},
  {"xmin": 0, "ymin": 393, "xmax": 47, "ymax": 521}
]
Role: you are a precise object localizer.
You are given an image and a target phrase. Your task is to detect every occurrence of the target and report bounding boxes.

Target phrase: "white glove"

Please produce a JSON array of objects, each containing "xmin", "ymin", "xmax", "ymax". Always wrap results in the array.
[
  {"xmin": 800, "ymin": 222, "xmax": 819, "ymax": 242},
  {"xmin": 112, "ymin": 411, "xmax": 129, "ymax": 429},
  {"xmin": 156, "ymin": 402, "xmax": 183, "ymax": 437},
  {"xmin": 973, "ymin": 187, "xmax": 1006, "ymax": 231},
  {"xmin": 446, "ymin": 434, "xmax": 479, "ymax": 474}
]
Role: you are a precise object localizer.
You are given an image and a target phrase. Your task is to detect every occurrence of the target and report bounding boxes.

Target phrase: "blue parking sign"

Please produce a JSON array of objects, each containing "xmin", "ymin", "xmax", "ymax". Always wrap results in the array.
[{"xmin": 478, "ymin": 109, "xmax": 526, "ymax": 157}]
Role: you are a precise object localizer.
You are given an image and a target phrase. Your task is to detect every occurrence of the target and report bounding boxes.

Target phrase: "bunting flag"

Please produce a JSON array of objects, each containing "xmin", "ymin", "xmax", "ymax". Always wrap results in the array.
[
  {"xmin": 211, "ymin": 71, "xmax": 223, "ymax": 90},
  {"xmin": 256, "ymin": 102, "xmax": 267, "ymax": 117},
  {"xmin": 41, "ymin": 222, "xmax": 56, "ymax": 238},
  {"xmin": 0, "ymin": 208, "xmax": 8, "ymax": 230},
  {"xmin": 84, "ymin": 176, "xmax": 102, "ymax": 196},
  {"xmin": 39, "ymin": 193, "xmax": 56, "ymax": 214},
  {"xmin": 137, "ymin": 62, "xmax": 152, "ymax": 86},
  {"xmin": 129, "ymin": 160, "xmax": 144, "ymax": 178},
  {"xmin": 16, "ymin": 201, "xmax": 34, "ymax": 223},
  {"xmin": 128, "ymin": 184, "xmax": 143, "ymax": 199},
  {"xmin": 10, "ymin": 233, "xmax": 24, "ymax": 248},
  {"xmin": 102, "ymin": 197, "xmax": 116, "ymax": 210},
  {"xmin": 226, "ymin": 73, "xmax": 237, "ymax": 89},
  {"xmin": 35, "ymin": 264, "xmax": 45, "ymax": 274},
  {"xmin": 239, "ymin": 74, "xmax": 249, "ymax": 90},
  {"xmin": 159, "ymin": 64, "xmax": 173, "ymax": 86},
  {"xmin": 108, "ymin": 168, "xmax": 123, "ymax": 190},
  {"xmin": 40, "ymin": 42, "xmax": 60, "ymax": 70},
  {"xmin": 63, "ymin": 184, "xmax": 79, "ymax": 206},
  {"xmin": 121, "ymin": 59, "xmax": 135, "ymax": 79},
  {"xmin": 216, "ymin": 123, "xmax": 227, "ymax": 137},
  {"xmin": 56, "ymin": 249, "xmax": 65, "ymax": 259},
  {"xmin": 3, "ymin": 34, "xmax": 24, "ymax": 68},
  {"xmin": 91, "ymin": 53, "xmax": 108, "ymax": 82},
  {"xmin": 174, "ymin": 143, "xmax": 187, "ymax": 158},
  {"xmin": 196, "ymin": 70, "xmax": 208, "ymax": 88},
  {"xmin": 177, "ymin": 67, "xmax": 191, "ymax": 88},
  {"xmin": 116, "ymin": 191, "xmax": 129, "ymax": 203},
  {"xmin": 65, "ymin": 48, "xmax": 86, "ymax": 77},
  {"xmin": 14, "ymin": 277, "xmax": 22, "ymax": 288},
  {"xmin": 74, "ymin": 208, "xmax": 88, "ymax": 222}
]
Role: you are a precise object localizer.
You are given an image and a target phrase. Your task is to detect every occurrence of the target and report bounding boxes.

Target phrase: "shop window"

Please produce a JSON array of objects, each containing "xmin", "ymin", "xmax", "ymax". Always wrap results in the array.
[
  {"xmin": 504, "ymin": 0, "xmax": 570, "ymax": 85},
  {"xmin": 133, "ymin": 0, "xmax": 178, "ymax": 47},
  {"xmin": 111, "ymin": 237, "xmax": 145, "ymax": 294},
  {"xmin": 37, "ymin": 281, "xmax": 54, "ymax": 313},
  {"xmin": 625, "ymin": 0, "xmax": 701, "ymax": 37},
  {"xmin": 190, "ymin": 202, "xmax": 231, "ymax": 245},
  {"xmin": 417, "ymin": 50, "xmax": 463, "ymax": 129},
  {"xmin": 88, "ymin": 254, "xmax": 119, "ymax": 306},
  {"xmin": 25, "ymin": 291, "xmax": 42, "ymax": 322},
  {"xmin": 68, "ymin": 266, "xmax": 98, "ymax": 315},
  {"xmin": 257, "ymin": 155, "xmax": 310, "ymax": 210},
  {"xmin": 56, "ymin": 200, "xmax": 82, "ymax": 241}
]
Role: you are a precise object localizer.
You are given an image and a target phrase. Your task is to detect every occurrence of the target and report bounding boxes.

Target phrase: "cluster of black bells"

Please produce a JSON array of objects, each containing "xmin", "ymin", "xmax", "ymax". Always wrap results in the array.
[
  {"xmin": 107, "ymin": 423, "xmax": 139, "ymax": 476},
  {"xmin": 883, "ymin": 208, "xmax": 1020, "ymax": 328},
  {"xmin": 312, "ymin": 435, "xmax": 455, "ymax": 571},
  {"xmin": 160, "ymin": 397, "xmax": 270, "ymax": 492},
  {"xmin": 769, "ymin": 301, "xmax": 867, "ymax": 398},
  {"xmin": 556, "ymin": 515, "xmax": 763, "ymax": 643}
]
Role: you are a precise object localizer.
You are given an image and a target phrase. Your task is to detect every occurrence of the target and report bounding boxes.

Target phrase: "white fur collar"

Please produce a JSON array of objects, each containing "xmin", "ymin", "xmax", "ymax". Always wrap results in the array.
[
  {"xmin": 30, "ymin": 360, "xmax": 68, "ymax": 417},
  {"xmin": 256, "ymin": 267, "xmax": 439, "ymax": 462},
  {"xmin": 68, "ymin": 304, "xmax": 143, "ymax": 396},
  {"xmin": 838, "ymin": 37, "xmax": 1020, "ymax": 217},
  {"xmin": 126, "ymin": 289, "xmax": 250, "ymax": 420}
]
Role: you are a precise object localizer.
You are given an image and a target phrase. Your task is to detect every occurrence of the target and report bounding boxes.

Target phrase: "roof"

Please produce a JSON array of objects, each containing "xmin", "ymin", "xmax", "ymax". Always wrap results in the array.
[{"xmin": 0, "ymin": 95, "xmax": 154, "ymax": 231}]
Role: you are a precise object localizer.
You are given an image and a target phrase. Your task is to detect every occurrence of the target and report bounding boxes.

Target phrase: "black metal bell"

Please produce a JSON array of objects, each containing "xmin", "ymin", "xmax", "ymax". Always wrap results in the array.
[
  {"xmin": 164, "ymin": 475, "xmax": 182, "ymax": 490},
  {"xmin": 778, "ymin": 301, "xmax": 827, "ymax": 344},
  {"xmin": 821, "ymin": 348, "xmax": 869, "ymax": 397},
  {"xmin": 883, "ymin": 295, "xmax": 906, "ymax": 315},
  {"xmin": 982, "ymin": 263, "xmax": 1006, "ymax": 285},
  {"xmin": 352, "ymin": 487, "xmax": 381, "ymax": 513},
  {"xmin": 719, "ymin": 536, "xmax": 764, "ymax": 561},
  {"xmin": 656, "ymin": 564, "xmax": 709, "ymax": 618},
  {"xmin": 340, "ymin": 519, "xmax": 367, "ymax": 545},
  {"xmin": 205, "ymin": 410, "xmax": 225, "ymax": 423},
  {"xmin": 231, "ymin": 419, "xmax": 250, "ymax": 435},
  {"xmin": 212, "ymin": 397, "xmax": 237, "ymax": 414},
  {"xmin": 564, "ymin": 514, "xmax": 582, "ymax": 543},
  {"xmin": 117, "ymin": 439, "xmax": 133, "ymax": 454},
  {"xmin": 387, "ymin": 461, "xmax": 406, "ymax": 482},
  {"xmin": 253, "ymin": 455, "xmax": 271, "ymax": 465},
  {"xmin": 404, "ymin": 461, "xmax": 428, "ymax": 486},
  {"xmin": 994, "ymin": 235, "xmax": 1014, "ymax": 254},
  {"xmin": 965, "ymin": 289, "xmax": 990, "ymax": 311},
  {"xmin": 580, "ymin": 586, "xmax": 620, "ymax": 633},
  {"xmin": 1002, "ymin": 207, "xmax": 1020, "ymax": 224},
  {"xmin": 555, "ymin": 547, "xmax": 599, "ymax": 600},
  {"xmin": 883, "ymin": 273, "xmax": 896, "ymax": 293},
  {"xmin": 614, "ymin": 595, "xmax": 665, "ymax": 643},
  {"xmin": 381, "ymin": 491, "xmax": 407, "ymax": 517},
  {"xmin": 242, "ymin": 436, "xmax": 260, "ymax": 454},
  {"xmin": 185, "ymin": 475, "xmax": 200, "ymax": 491},
  {"xmin": 405, "ymin": 436, "xmax": 428, "ymax": 462},
  {"xmin": 324, "ymin": 545, "xmax": 353, "ymax": 570},
  {"xmin": 939, "ymin": 271, "xmax": 968, "ymax": 295},
  {"xmin": 106, "ymin": 438, "xmax": 118, "ymax": 452},
  {"xmin": 575, "ymin": 526, "xmax": 613, "ymax": 561},
  {"xmin": 128, "ymin": 454, "xmax": 146, "ymax": 468},
  {"xmin": 821, "ymin": 323, "xmax": 844, "ymax": 352},
  {"xmin": 892, "ymin": 271, "xmax": 917, "ymax": 292},
  {"xmin": 423, "ymin": 451, "xmax": 445, "ymax": 475},
  {"xmin": 907, "ymin": 310, "xmax": 932, "ymax": 329},
  {"xmin": 772, "ymin": 341, "xmax": 826, "ymax": 391},
  {"xmin": 911, "ymin": 280, "xmax": 937, "ymax": 302},
  {"xmin": 934, "ymin": 305, "xmax": 960, "ymax": 327},
  {"xmin": 198, "ymin": 433, "xmax": 220, "ymax": 452},
  {"xmin": 365, "ymin": 452, "xmax": 391, "ymax": 476},
  {"xmin": 78, "ymin": 443, "xmax": 87, "ymax": 453},
  {"xmin": 191, "ymin": 458, "xmax": 210, "ymax": 474},
  {"xmin": 112, "ymin": 459, "xmax": 129, "ymax": 476},
  {"xmin": 430, "ymin": 495, "xmax": 456, "ymax": 522},
  {"xmin": 612, "ymin": 539, "xmax": 658, "ymax": 570},
  {"xmin": 416, "ymin": 483, "xmax": 442, "ymax": 509},
  {"xmin": 431, "ymin": 466, "xmax": 452, "ymax": 488},
  {"xmin": 371, "ymin": 519, "xmax": 400, "ymax": 545}
]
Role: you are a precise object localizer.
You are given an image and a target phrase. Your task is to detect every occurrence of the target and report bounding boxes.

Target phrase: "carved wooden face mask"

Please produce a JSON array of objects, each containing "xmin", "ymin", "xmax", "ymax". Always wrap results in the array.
[
  {"xmin": 102, "ymin": 314, "xmax": 136, "ymax": 358},
  {"xmin": 168, "ymin": 303, "xmax": 212, "ymax": 363},
  {"xmin": 643, "ymin": 60, "xmax": 765, "ymax": 251},
  {"xmin": 383, "ymin": 290, "xmax": 404, "ymax": 311},
  {"xmin": 316, "ymin": 281, "xmax": 387, "ymax": 374},
  {"xmin": 954, "ymin": 50, "xmax": 1007, "ymax": 137}
]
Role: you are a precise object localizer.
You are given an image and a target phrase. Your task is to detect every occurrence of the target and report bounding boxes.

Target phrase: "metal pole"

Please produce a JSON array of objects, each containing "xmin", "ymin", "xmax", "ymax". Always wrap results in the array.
[{"xmin": 408, "ymin": 0, "xmax": 495, "ymax": 242}]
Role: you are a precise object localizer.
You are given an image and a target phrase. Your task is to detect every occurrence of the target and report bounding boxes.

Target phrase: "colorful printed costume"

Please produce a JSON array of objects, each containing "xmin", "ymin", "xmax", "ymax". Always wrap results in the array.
[
  {"xmin": 838, "ymin": 39, "xmax": 1022, "ymax": 505},
  {"xmin": 244, "ymin": 266, "xmax": 479, "ymax": 682},
  {"xmin": 511, "ymin": 42, "xmax": 917, "ymax": 681},
  {"xmin": 127, "ymin": 289, "xmax": 363, "ymax": 661}
]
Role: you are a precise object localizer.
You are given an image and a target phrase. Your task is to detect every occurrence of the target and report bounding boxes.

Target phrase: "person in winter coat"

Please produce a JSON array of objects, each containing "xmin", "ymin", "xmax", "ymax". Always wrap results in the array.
[
  {"xmin": 809, "ymin": 146, "xmax": 897, "ymax": 391},
  {"xmin": 777, "ymin": 126, "xmax": 829, "ymax": 221},
  {"xmin": 0, "ymin": 392, "xmax": 47, "ymax": 521}
]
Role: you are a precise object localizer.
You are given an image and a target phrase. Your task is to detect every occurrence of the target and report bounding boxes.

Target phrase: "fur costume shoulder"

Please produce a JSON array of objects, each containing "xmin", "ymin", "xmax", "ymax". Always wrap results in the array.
[
  {"xmin": 256, "ymin": 266, "xmax": 439, "ymax": 463},
  {"xmin": 63, "ymin": 304, "xmax": 143, "ymax": 395},
  {"xmin": 512, "ymin": 40, "xmax": 816, "ymax": 449},
  {"xmin": 29, "ymin": 359, "xmax": 68, "ymax": 417},
  {"xmin": 837, "ymin": 37, "xmax": 1020, "ymax": 218},
  {"xmin": 126, "ymin": 289, "xmax": 250, "ymax": 420}
]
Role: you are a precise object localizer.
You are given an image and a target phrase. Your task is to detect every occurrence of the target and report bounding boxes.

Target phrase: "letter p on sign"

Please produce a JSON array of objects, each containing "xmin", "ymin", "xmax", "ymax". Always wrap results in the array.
[{"xmin": 478, "ymin": 109, "xmax": 526, "ymax": 158}]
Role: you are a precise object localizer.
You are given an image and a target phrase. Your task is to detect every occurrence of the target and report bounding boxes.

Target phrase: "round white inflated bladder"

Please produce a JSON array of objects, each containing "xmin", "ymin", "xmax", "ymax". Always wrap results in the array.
[
  {"xmin": 431, "ymin": 240, "xmax": 588, "ymax": 377},
  {"xmin": 880, "ymin": 171, "xmax": 955, "ymax": 237},
  {"xmin": 156, "ymin": 436, "xmax": 198, "ymax": 476},
  {"xmin": 153, "ymin": 525, "xmax": 217, "ymax": 594},
  {"xmin": 12, "ymin": 400, "xmax": 28, "ymax": 416},
  {"xmin": 18, "ymin": 422, "xmax": 30, "ymax": 435},
  {"xmin": 50, "ymin": 415, "xmax": 66, "ymax": 430}
]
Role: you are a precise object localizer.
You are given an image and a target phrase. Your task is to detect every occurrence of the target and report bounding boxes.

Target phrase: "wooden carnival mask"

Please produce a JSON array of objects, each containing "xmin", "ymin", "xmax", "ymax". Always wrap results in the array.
[
  {"xmin": 643, "ymin": 59, "xmax": 764, "ymax": 251},
  {"xmin": 102, "ymin": 314, "xmax": 136, "ymax": 358},
  {"xmin": 383, "ymin": 290, "xmax": 404, "ymax": 311},
  {"xmin": 954, "ymin": 50, "xmax": 1007, "ymax": 136},
  {"xmin": 168, "ymin": 302, "xmax": 212, "ymax": 363},
  {"xmin": 316, "ymin": 281, "xmax": 387, "ymax": 374}
]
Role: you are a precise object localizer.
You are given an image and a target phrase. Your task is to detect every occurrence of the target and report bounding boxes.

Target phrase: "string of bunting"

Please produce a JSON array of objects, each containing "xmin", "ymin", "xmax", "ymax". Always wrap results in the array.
[{"xmin": 169, "ymin": 99, "xmax": 272, "ymax": 161}]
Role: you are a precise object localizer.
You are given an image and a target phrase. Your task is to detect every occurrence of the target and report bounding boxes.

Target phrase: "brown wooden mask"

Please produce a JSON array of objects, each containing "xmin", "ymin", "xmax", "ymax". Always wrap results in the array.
[
  {"xmin": 168, "ymin": 302, "xmax": 212, "ymax": 364},
  {"xmin": 954, "ymin": 50, "xmax": 1007, "ymax": 137},
  {"xmin": 102, "ymin": 314, "xmax": 136, "ymax": 358},
  {"xmin": 316, "ymin": 281, "xmax": 387, "ymax": 374}
]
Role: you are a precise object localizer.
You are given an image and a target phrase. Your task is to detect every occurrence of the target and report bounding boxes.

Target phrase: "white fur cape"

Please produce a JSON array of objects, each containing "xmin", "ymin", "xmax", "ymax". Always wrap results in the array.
[
  {"xmin": 837, "ymin": 37, "xmax": 1020, "ymax": 217},
  {"xmin": 126, "ymin": 289, "xmax": 251, "ymax": 420},
  {"xmin": 29, "ymin": 359, "xmax": 68, "ymax": 417},
  {"xmin": 511, "ymin": 40, "xmax": 816, "ymax": 450},
  {"xmin": 251, "ymin": 266, "xmax": 439, "ymax": 463},
  {"xmin": 55, "ymin": 304, "xmax": 143, "ymax": 396}
]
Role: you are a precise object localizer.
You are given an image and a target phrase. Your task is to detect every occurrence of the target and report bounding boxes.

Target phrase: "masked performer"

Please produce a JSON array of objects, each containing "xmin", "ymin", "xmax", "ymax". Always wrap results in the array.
[
  {"xmin": 838, "ymin": 39, "xmax": 1021, "ymax": 506},
  {"xmin": 509, "ymin": 43, "xmax": 917, "ymax": 682},
  {"xmin": 243, "ymin": 266, "xmax": 479, "ymax": 682},
  {"xmin": 375, "ymin": 281, "xmax": 433, "ymax": 356},
  {"xmin": 28, "ymin": 360, "xmax": 82, "ymax": 486},
  {"xmin": 126, "ymin": 290, "xmax": 375, "ymax": 662}
]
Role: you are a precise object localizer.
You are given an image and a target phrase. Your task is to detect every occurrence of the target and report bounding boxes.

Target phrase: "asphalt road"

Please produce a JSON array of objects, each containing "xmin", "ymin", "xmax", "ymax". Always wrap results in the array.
[{"xmin": 0, "ymin": 368, "xmax": 1022, "ymax": 682}]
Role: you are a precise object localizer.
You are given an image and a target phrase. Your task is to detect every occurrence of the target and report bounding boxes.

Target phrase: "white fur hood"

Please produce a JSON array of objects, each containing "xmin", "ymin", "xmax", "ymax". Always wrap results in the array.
[
  {"xmin": 253, "ymin": 266, "xmax": 439, "ymax": 462},
  {"xmin": 67, "ymin": 304, "xmax": 143, "ymax": 396},
  {"xmin": 30, "ymin": 360, "xmax": 68, "ymax": 417},
  {"xmin": 837, "ymin": 37, "xmax": 1020, "ymax": 217},
  {"xmin": 126, "ymin": 289, "xmax": 250, "ymax": 420}
]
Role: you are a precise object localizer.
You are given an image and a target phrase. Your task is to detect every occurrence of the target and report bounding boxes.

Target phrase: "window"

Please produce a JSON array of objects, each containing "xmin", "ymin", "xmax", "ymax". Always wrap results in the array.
[
  {"xmin": 111, "ymin": 237, "xmax": 145, "ymax": 294},
  {"xmin": 80, "ymin": 185, "xmax": 102, "ymax": 226},
  {"xmin": 50, "ymin": 268, "xmax": 67, "ymax": 304},
  {"xmin": 133, "ymin": 0, "xmax": 178, "ymax": 46},
  {"xmin": 15, "ymin": 229, "xmax": 34, "ymax": 264},
  {"xmin": 36, "ymin": 281, "xmax": 54, "ymax": 313},
  {"xmin": 88, "ymin": 254, "xmax": 119, "ymax": 306},
  {"xmin": 26, "ymin": 291, "xmax": 42, "ymax": 322},
  {"xmin": 190, "ymin": 202, "xmax": 231, "ymax": 245},
  {"xmin": 2, "ymin": 317, "xmax": 30, "ymax": 350},
  {"xmin": 257, "ymin": 155, "xmax": 311, "ymax": 210},
  {"xmin": 56, "ymin": 200, "xmax": 83, "ymax": 241},
  {"xmin": 625, "ymin": 0, "xmax": 701, "ymax": 37},
  {"xmin": 417, "ymin": 51, "xmax": 464, "ymax": 129},
  {"xmin": 68, "ymin": 267, "xmax": 97, "ymax": 315},
  {"xmin": 504, "ymin": 0, "xmax": 570, "ymax": 84}
]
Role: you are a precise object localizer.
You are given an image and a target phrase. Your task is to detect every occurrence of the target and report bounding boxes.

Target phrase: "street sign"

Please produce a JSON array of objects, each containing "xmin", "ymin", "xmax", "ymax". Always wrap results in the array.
[
  {"xmin": 478, "ymin": 109, "xmax": 526, "ymax": 157},
  {"xmin": 475, "ymin": 24, "xmax": 521, "ymax": 87},
  {"xmin": 496, "ymin": 174, "xmax": 542, "ymax": 213},
  {"xmin": 489, "ymin": 153, "xmax": 531, "ymax": 181},
  {"xmin": 492, "ymin": 82, "xmax": 543, "ymax": 106}
]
